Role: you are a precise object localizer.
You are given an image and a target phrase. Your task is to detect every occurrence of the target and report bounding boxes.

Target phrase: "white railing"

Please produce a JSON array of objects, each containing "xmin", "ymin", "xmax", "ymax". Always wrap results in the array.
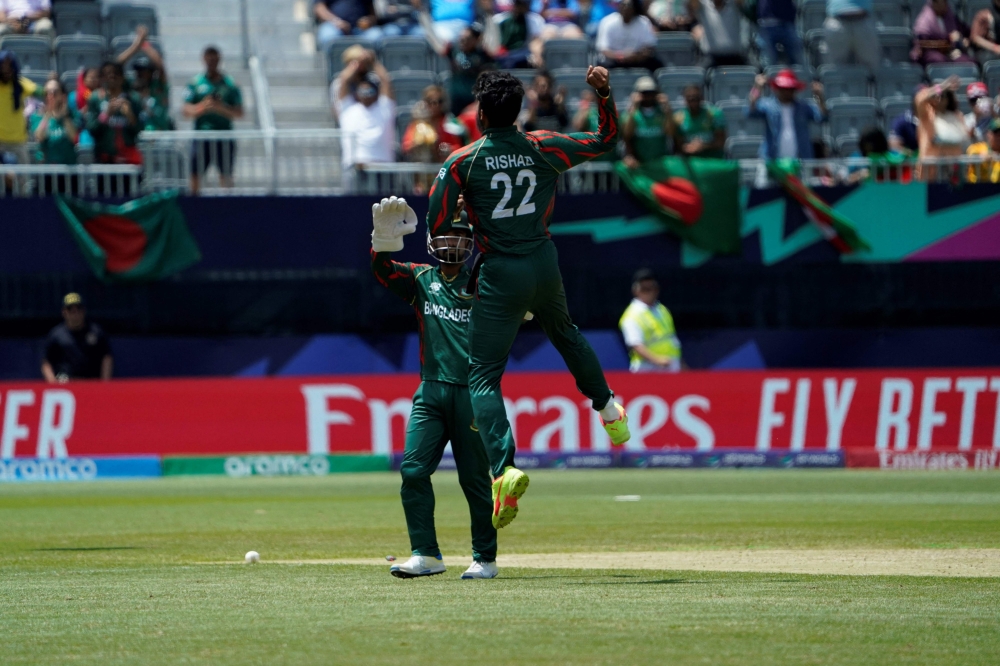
[{"xmin": 0, "ymin": 164, "xmax": 142, "ymax": 198}]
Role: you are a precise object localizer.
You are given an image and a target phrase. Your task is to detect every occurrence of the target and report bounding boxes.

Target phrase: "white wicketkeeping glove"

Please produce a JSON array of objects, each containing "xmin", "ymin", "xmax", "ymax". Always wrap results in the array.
[{"xmin": 371, "ymin": 196, "xmax": 418, "ymax": 252}]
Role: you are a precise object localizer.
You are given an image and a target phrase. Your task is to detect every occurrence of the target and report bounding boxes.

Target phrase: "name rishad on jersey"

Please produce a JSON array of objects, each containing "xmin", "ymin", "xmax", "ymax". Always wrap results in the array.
[
  {"xmin": 424, "ymin": 301, "xmax": 471, "ymax": 323},
  {"xmin": 484, "ymin": 155, "xmax": 535, "ymax": 170}
]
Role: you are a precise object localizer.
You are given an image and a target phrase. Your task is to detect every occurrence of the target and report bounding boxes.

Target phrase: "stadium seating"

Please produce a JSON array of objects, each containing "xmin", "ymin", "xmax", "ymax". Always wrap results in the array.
[
  {"xmin": 717, "ymin": 100, "xmax": 764, "ymax": 138},
  {"xmin": 708, "ymin": 66, "xmax": 756, "ymax": 103},
  {"xmin": 55, "ymin": 35, "xmax": 107, "ymax": 74},
  {"xmin": 105, "ymin": 3, "xmax": 158, "ymax": 39},
  {"xmin": 611, "ymin": 68, "xmax": 647, "ymax": 104},
  {"xmin": 390, "ymin": 70, "xmax": 437, "ymax": 107},
  {"xmin": 798, "ymin": 0, "xmax": 826, "ymax": 36},
  {"xmin": 820, "ymin": 64, "xmax": 872, "ymax": 99},
  {"xmin": 327, "ymin": 37, "xmax": 376, "ymax": 80},
  {"xmin": 54, "ymin": 2, "xmax": 103, "ymax": 37},
  {"xmin": 655, "ymin": 67, "xmax": 706, "ymax": 104},
  {"xmin": 871, "ymin": 0, "xmax": 908, "ymax": 29},
  {"xmin": 503, "ymin": 68, "xmax": 538, "ymax": 89},
  {"xmin": 725, "ymin": 135, "xmax": 762, "ymax": 159},
  {"xmin": 0, "ymin": 35, "xmax": 52, "ymax": 73},
  {"xmin": 381, "ymin": 38, "xmax": 432, "ymax": 73},
  {"xmin": 985, "ymin": 60, "xmax": 1000, "ymax": 95},
  {"xmin": 881, "ymin": 97, "xmax": 911, "ymax": 132},
  {"xmin": 395, "ymin": 106, "xmax": 413, "ymax": 144},
  {"xmin": 21, "ymin": 70, "xmax": 50, "ymax": 86},
  {"xmin": 543, "ymin": 39, "xmax": 590, "ymax": 71},
  {"xmin": 964, "ymin": 0, "xmax": 994, "ymax": 23},
  {"xmin": 926, "ymin": 62, "xmax": 980, "ymax": 84},
  {"xmin": 876, "ymin": 27, "xmax": 913, "ymax": 65},
  {"xmin": 553, "ymin": 67, "xmax": 591, "ymax": 107},
  {"xmin": 827, "ymin": 97, "xmax": 880, "ymax": 141},
  {"xmin": 875, "ymin": 63, "xmax": 925, "ymax": 101},
  {"xmin": 836, "ymin": 134, "xmax": 860, "ymax": 157},
  {"xmin": 654, "ymin": 32, "xmax": 697, "ymax": 68},
  {"xmin": 59, "ymin": 69, "xmax": 78, "ymax": 90}
]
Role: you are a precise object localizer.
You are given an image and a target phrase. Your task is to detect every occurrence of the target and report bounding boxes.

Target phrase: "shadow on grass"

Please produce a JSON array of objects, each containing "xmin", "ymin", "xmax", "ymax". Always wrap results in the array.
[
  {"xmin": 31, "ymin": 547, "xmax": 142, "ymax": 552},
  {"xmin": 578, "ymin": 578, "xmax": 710, "ymax": 586}
]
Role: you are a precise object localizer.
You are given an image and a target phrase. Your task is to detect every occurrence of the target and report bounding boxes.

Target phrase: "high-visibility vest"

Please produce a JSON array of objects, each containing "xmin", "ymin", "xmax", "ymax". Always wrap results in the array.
[{"xmin": 619, "ymin": 301, "xmax": 681, "ymax": 366}]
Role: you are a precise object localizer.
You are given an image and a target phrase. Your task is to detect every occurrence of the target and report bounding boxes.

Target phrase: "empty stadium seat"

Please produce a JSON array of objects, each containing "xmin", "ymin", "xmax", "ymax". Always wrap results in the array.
[
  {"xmin": 391, "ymin": 70, "xmax": 437, "ymax": 107},
  {"xmin": 820, "ymin": 64, "xmax": 871, "ymax": 99},
  {"xmin": 55, "ymin": 35, "xmax": 106, "ymax": 74},
  {"xmin": 881, "ymin": 97, "xmax": 911, "ymax": 132},
  {"xmin": 925, "ymin": 62, "xmax": 980, "ymax": 83},
  {"xmin": 432, "ymin": 52, "xmax": 450, "ymax": 75},
  {"xmin": 0, "ymin": 35, "xmax": 52, "ymax": 73},
  {"xmin": 59, "ymin": 69, "xmax": 78, "ymax": 90},
  {"xmin": 553, "ymin": 68, "xmax": 591, "ymax": 107},
  {"xmin": 827, "ymin": 97, "xmax": 880, "ymax": 141},
  {"xmin": 875, "ymin": 63, "xmax": 924, "ymax": 101},
  {"xmin": 708, "ymin": 66, "xmax": 756, "ymax": 103},
  {"xmin": 836, "ymin": 134, "xmax": 860, "ymax": 157},
  {"xmin": 395, "ymin": 106, "xmax": 413, "ymax": 145},
  {"xmin": 798, "ymin": 0, "xmax": 826, "ymax": 36},
  {"xmin": 326, "ymin": 36, "xmax": 375, "ymax": 81},
  {"xmin": 654, "ymin": 66, "xmax": 706, "ymax": 104},
  {"xmin": 654, "ymin": 32, "xmax": 697, "ymax": 68},
  {"xmin": 717, "ymin": 100, "xmax": 765, "ymax": 137},
  {"xmin": 610, "ymin": 68, "xmax": 646, "ymax": 104},
  {"xmin": 725, "ymin": 136, "xmax": 762, "ymax": 159},
  {"xmin": 105, "ymin": 3, "xmax": 158, "ymax": 39},
  {"xmin": 964, "ymin": 0, "xmax": 994, "ymax": 24},
  {"xmin": 54, "ymin": 2, "xmax": 103, "ymax": 37},
  {"xmin": 543, "ymin": 39, "xmax": 589, "ymax": 71},
  {"xmin": 984, "ymin": 60, "xmax": 1000, "ymax": 95},
  {"xmin": 876, "ymin": 27, "xmax": 913, "ymax": 65},
  {"xmin": 872, "ymin": 0, "xmax": 908, "ymax": 29},
  {"xmin": 382, "ymin": 38, "xmax": 431, "ymax": 73}
]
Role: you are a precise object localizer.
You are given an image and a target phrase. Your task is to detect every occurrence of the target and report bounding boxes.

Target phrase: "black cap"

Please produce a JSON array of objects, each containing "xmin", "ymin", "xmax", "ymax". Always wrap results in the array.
[
  {"xmin": 632, "ymin": 268, "xmax": 657, "ymax": 284},
  {"xmin": 132, "ymin": 55, "xmax": 153, "ymax": 71}
]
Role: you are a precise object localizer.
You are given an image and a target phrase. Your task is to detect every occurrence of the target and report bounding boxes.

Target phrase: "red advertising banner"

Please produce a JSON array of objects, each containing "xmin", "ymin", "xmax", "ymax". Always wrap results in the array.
[{"xmin": 1, "ymin": 370, "xmax": 999, "ymax": 458}]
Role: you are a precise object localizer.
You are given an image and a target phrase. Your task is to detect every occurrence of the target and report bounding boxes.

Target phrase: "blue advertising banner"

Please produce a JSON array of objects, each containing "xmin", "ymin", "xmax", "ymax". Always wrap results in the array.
[
  {"xmin": 392, "ymin": 451, "xmax": 844, "ymax": 471},
  {"xmin": 0, "ymin": 456, "xmax": 162, "ymax": 482}
]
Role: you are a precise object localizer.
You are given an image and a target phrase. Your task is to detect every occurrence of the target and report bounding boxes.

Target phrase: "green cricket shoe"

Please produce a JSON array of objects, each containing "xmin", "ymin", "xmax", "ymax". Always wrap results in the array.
[
  {"xmin": 492, "ymin": 466, "xmax": 530, "ymax": 529},
  {"xmin": 601, "ymin": 402, "xmax": 631, "ymax": 446}
]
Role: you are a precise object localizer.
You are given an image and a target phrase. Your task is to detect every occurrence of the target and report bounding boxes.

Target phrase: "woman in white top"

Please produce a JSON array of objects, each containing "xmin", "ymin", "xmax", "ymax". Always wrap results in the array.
[{"xmin": 915, "ymin": 75, "xmax": 973, "ymax": 181}]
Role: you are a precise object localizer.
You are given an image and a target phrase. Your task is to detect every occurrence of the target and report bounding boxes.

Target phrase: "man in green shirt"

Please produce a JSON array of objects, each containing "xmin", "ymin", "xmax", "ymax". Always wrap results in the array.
[
  {"xmin": 182, "ymin": 46, "xmax": 244, "ymax": 195},
  {"xmin": 85, "ymin": 62, "xmax": 143, "ymax": 166},
  {"xmin": 622, "ymin": 76, "xmax": 673, "ymax": 168},
  {"xmin": 672, "ymin": 84, "xmax": 726, "ymax": 158},
  {"xmin": 424, "ymin": 68, "xmax": 632, "ymax": 531},
  {"xmin": 31, "ymin": 79, "xmax": 80, "ymax": 165},
  {"xmin": 370, "ymin": 196, "xmax": 498, "ymax": 580}
]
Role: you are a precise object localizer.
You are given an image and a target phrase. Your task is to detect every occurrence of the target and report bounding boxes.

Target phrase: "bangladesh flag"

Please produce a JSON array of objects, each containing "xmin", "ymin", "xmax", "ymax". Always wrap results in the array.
[
  {"xmin": 767, "ymin": 159, "xmax": 871, "ymax": 254},
  {"xmin": 615, "ymin": 156, "xmax": 742, "ymax": 254},
  {"xmin": 55, "ymin": 191, "xmax": 202, "ymax": 282}
]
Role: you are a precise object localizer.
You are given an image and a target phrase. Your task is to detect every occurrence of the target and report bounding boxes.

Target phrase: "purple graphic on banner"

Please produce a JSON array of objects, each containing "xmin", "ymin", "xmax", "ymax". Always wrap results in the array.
[{"xmin": 392, "ymin": 451, "xmax": 844, "ymax": 471}]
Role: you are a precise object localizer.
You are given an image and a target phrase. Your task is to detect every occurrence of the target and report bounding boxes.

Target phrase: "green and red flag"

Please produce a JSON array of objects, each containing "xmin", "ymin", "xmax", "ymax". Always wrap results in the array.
[
  {"xmin": 615, "ymin": 156, "xmax": 742, "ymax": 254},
  {"xmin": 55, "ymin": 191, "xmax": 201, "ymax": 282},
  {"xmin": 767, "ymin": 159, "xmax": 871, "ymax": 254}
]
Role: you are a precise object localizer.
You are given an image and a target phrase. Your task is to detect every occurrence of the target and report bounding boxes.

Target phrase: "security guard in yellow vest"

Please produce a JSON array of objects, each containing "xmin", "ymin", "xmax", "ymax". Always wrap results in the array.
[{"xmin": 618, "ymin": 269, "xmax": 682, "ymax": 373}]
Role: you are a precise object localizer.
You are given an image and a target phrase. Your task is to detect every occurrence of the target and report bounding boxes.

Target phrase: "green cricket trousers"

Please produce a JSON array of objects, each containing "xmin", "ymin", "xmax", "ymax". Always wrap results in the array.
[
  {"xmin": 468, "ymin": 239, "xmax": 614, "ymax": 478},
  {"xmin": 400, "ymin": 380, "xmax": 497, "ymax": 562}
]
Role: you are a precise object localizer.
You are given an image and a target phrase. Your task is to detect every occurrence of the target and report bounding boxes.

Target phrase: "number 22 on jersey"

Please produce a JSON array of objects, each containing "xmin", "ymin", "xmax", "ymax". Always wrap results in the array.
[{"xmin": 491, "ymin": 169, "xmax": 536, "ymax": 219}]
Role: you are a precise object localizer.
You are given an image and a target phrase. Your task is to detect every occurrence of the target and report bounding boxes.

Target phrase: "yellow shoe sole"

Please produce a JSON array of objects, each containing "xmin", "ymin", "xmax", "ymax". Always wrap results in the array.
[{"xmin": 492, "ymin": 469, "xmax": 530, "ymax": 529}]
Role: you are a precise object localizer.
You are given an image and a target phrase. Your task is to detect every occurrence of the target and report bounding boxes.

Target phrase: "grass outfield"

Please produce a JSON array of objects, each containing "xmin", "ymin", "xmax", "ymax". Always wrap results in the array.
[{"xmin": 2, "ymin": 470, "xmax": 999, "ymax": 664}]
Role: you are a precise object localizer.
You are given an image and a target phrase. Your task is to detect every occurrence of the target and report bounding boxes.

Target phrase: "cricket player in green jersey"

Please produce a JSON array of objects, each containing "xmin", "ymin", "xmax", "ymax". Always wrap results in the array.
[
  {"xmin": 423, "ymin": 67, "xmax": 632, "ymax": 530},
  {"xmin": 370, "ymin": 196, "xmax": 499, "ymax": 580}
]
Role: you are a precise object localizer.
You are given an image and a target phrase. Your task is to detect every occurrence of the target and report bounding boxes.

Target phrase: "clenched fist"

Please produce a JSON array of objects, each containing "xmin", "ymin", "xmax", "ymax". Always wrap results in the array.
[{"xmin": 585, "ymin": 66, "xmax": 611, "ymax": 98}]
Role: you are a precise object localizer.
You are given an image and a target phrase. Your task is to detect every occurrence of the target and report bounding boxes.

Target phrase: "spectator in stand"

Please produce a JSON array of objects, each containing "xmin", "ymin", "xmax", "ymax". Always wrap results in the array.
[
  {"xmin": 0, "ymin": 0, "xmax": 53, "ymax": 38},
  {"xmin": 41, "ymin": 293, "xmax": 112, "ymax": 383},
  {"xmin": 86, "ymin": 61, "xmax": 142, "ymax": 166},
  {"xmin": 116, "ymin": 25, "xmax": 169, "ymax": 109},
  {"xmin": 376, "ymin": 0, "xmax": 423, "ymax": 36},
  {"xmin": 30, "ymin": 79, "xmax": 79, "ymax": 164},
  {"xmin": 755, "ymin": 0, "xmax": 802, "ymax": 66},
  {"xmin": 520, "ymin": 70, "xmax": 568, "ymax": 130},
  {"xmin": 622, "ymin": 76, "xmax": 673, "ymax": 168},
  {"xmin": 533, "ymin": 0, "xmax": 586, "ymax": 40},
  {"xmin": 967, "ymin": 116, "xmax": 1000, "ymax": 182},
  {"xmin": 965, "ymin": 81, "xmax": 994, "ymax": 142},
  {"xmin": 580, "ymin": 0, "xmax": 613, "ymax": 37},
  {"xmin": 672, "ymin": 84, "xmax": 726, "ymax": 157},
  {"xmin": 315, "ymin": 0, "xmax": 383, "ymax": 50},
  {"xmin": 457, "ymin": 99, "xmax": 482, "ymax": 139},
  {"xmin": 339, "ymin": 71, "xmax": 396, "ymax": 190},
  {"xmin": 888, "ymin": 93, "xmax": 921, "ymax": 156},
  {"xmin": 690, "ymin": 0, "xmax": 747, "ymax": 67},
  {"xmin": 745, "ymin": 69, "xmax": 827, "ymax": 159},
  {"xmin": 0, "ymin": 50, "xmax": 35, "ymax": 165},
  {"xmin": 425, "ymin": 0, "xmax": 476, "ymax": 42},
  {"xmin": 619, "ymin": 269, "xmax": 682, "ymax": 373},
  {"xmin": 596, "ymin": 0, "xmax": 661, "ymax": 71},
  {"xmin": 183, "ymin": 47, "xmax": 244, "ymax": 195},
  {"xmin": 970, "ymin": 0, "xmax": 1000, "ymax": 63},
  {"xmin": 648, "ymin": 0, "xmax": 693, "ymax": 32},
  {"xmin": 402, "ymin": 83, "xmax": 467, "ymax": 160},
  {"xmin": 915, "ymin": 74, "xmax": 971, "ymax": 179},
  {"xmin": 911, "ymin": 0, "xmax": 975, "ymax": 66},
  {"xmin": 424, "ymin": 22, "xmax": 493, "ymax": 116},
  {"xmin": 490, "ymin": 0, "xmax": 545, "ymax": 68},
  {"xmin": 571, "ymin": 89, "xmax": 617, "ymax": 160},
  {"xmin": 131, "ymin": 56, "xmax": 173, "ymax": 131},
  {"xmin": 329, "ymin": 45, "xmax": 375, "ymax": 123},
  {"xmin": 824, "ymin": 0, "xmax": 880, "ymax": 73}
]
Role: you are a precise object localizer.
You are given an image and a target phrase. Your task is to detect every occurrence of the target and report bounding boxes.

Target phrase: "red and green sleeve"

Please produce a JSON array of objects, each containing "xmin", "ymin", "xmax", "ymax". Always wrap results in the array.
[
  {"xmin": 426, "ymin": 140, "xmax": 481, "ymax": 237},
  {"xmin": 527, "ymin": 90, "xmax": 618, "ymax": 173},
  {"xmin": 371, "ymin": 251, "xmax": 422, "ymax": 304}
]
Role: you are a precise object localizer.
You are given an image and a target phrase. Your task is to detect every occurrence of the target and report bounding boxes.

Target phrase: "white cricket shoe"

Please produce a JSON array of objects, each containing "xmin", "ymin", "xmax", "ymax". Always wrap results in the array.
[
  {"xmin": 461, "ymin": 560, "xmax": 499, "ymax": 579},
  {"xmin": 389, "ymin": 554, "xmax": 446, "ymax": 578}
]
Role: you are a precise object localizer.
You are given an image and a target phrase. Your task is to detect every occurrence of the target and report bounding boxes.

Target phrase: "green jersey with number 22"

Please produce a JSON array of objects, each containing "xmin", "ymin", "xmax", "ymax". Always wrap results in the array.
[{"xmin": 426, "ymin": 91, "xmax": 618, "ymax": 255}]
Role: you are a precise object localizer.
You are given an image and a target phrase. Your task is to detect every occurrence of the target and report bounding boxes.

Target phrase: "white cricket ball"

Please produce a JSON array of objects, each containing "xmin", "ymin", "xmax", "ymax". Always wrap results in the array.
[{"xmin": 245, "ymin": 550, "xmax": 260, "ymax": 564}]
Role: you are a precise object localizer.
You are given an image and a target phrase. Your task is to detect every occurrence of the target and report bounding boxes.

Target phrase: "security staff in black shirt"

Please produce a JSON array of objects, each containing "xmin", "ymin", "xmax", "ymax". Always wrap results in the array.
[{"xmin": 41, "ymin": 293, "xmax": 113, "ymax": 383}]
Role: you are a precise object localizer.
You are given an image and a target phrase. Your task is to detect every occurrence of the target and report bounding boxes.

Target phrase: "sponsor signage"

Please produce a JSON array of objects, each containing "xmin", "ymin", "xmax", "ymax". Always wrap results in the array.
[
  {"xmin": 0, "ymin": 370, "xmax": 998, "ymax": 459},
  {"xmin": 847, "ymin": 449, "xmax": 1000, "ymax": 470},
  {"xmin": 0, "ymin": 456, "xmax": 161, "ymax": 482},
  {"xmin": 393, "ymin": 451, "xmax": 845, "ymax": 470},
  {"xmin": 163, "ymin": 454, "xmax": 389, "ymax": 477}
]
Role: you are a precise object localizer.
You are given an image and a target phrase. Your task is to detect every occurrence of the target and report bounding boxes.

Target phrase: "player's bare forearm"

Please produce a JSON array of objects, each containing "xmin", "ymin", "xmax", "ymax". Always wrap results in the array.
[{"xmin": 371, "ymin": 250, "xmax": 418, "ymax": 303}]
